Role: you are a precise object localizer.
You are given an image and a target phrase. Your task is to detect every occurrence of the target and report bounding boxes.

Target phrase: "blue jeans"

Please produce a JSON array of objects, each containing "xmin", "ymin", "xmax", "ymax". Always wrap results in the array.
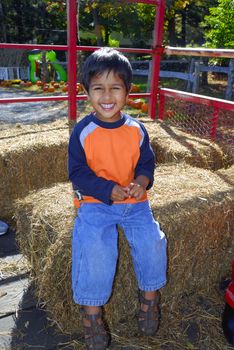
[{"xmin": 72, "ymin": 201, "xmax": 167, "ymax": 306}]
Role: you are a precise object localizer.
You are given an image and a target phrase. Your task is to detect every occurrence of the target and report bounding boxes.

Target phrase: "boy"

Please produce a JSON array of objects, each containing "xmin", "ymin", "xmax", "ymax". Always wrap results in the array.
[{"xmin": 68, "ymin": 47, "xmax": 167, "ymax": 350}]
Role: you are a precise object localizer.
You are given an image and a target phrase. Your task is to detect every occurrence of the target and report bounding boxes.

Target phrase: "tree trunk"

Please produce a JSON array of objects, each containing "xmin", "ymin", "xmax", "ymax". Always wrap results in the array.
[
  {"xmin": 168, "ymin": 16, "xmax": 176, "ymax": 46},
  {"xmin": 92, "ymin": 8, "xmax": 104, "ymax": 46},
  {"xmin": 76, "ymin": 0, "xmax": 80, "ymax": 43},
  {"xmin": 104, "ymin": 25, "xmax": 109, "ymax": 46},
  {"xmin": 181, "ymin": 10, "xmax": 186, "ymax": 47},
  {"xmin": 0, "ymin": 1, "xmax": 7, "ymax": 42},
  {"xmin": 14, "ymin": 0, "xmax": 25, "ymax": 43}
]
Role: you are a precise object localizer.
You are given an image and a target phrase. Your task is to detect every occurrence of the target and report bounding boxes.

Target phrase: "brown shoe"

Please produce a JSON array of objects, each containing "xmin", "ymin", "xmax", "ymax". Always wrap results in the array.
[
  {"xmin": 81, "ymin": 308, "xmax": 109, "ymax": 350},
  {"xmin": 137, "ymin": 292, "xmax": 161, "ymax": 336}
]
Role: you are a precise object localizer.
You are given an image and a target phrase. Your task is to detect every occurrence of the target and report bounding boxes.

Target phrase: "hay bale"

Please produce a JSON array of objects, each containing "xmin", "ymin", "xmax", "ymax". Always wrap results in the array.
[
  {"xmin": 151, "ymin": 164, "xmax": 234, "ymax": 303},
  {"xmin": 1, "ymin": 117, "xmax": 231, "ymax": 223},
  {"xmin": 0, "ymin": 120, "xmax": 69, "ymax": 221},
  {"xmin": 15, "ymin": 182, "xmax": 74, "ymax": 277},
  {"xmin": 144, "ymin": 119, "xmax": 231, "ymax": 170},
  {"xmin": 15, "ymin": 164, "xmax": 234, "ymax": 335}
]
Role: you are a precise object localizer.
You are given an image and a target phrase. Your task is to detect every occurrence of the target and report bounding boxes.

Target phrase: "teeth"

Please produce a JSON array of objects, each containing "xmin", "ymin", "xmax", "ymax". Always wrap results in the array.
[{"xmin": 101, "ymin": 104, "xmax": 114, "ymax": 109}]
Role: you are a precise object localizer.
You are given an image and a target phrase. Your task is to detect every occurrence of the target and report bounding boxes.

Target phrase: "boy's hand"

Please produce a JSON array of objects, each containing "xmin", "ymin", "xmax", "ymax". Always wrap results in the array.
[
  {"xmin": 128, "ymin": 175, "xmax": 150, "ymax": 200},
  {"xmin": 111, "ymin": 184, "xmax": 129, "ymax": 201},
  {"xmin": 128, "ymin": 182, "xmax": 145, "ymax": 200}
]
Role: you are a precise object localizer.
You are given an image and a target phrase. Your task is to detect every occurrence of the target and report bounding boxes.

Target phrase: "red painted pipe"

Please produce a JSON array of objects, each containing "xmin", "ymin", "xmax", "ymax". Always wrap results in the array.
[
  {"xmin": 149, "ymin": 0, "xmax": 165, "ymax": 120},
  {"xmin": 67, "ymin": 0, "xmax": 77, "ymax": 121}
]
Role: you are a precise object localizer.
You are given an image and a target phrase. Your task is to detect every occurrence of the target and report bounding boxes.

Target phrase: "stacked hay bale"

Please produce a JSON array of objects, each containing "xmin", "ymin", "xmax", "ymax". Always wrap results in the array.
[
  {"xmin": 15, "ymin": 164, "xmax": 234, "ymax": 335},
  {"xmin": 1, "ymin": 118, "xmax": 231, "ymax": 222},
  {"xmin": 145, "ymin": 119, "xmax": 233, "ymax": 170},
  {"xmin": 0, "ymin": 120, "xmax": 68, "ymax": 221}
]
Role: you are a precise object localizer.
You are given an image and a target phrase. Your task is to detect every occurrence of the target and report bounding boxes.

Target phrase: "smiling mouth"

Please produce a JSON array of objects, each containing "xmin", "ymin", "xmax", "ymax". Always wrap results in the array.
[{"xmin": 101, "ymin": 103, "xmax": 115, "ymax": 110}]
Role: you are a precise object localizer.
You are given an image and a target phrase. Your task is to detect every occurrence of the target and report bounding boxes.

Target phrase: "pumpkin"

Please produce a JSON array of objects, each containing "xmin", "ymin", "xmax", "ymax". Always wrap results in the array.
[
  {"xmin": 141, "ymin": 103, "xmax": 148, "ymax": 113},
  {"xmin": 53, "ymin": 83, "xmax": 60, "ymax": 89},
  {"xmin": 47, "ymin": 86, "xmax": 55, "ymax": 93},
  {"xmin": 131, "ymin": 99, "xmax": 143, "ymax": 109},
  {"xmin": 36, "ymin": 80, "xmax": 43, "ymax": 86},
  {"xmin": 62, "ymin": 86, "xmax": 68, "ymax": 92},
  {"xmin": 130, "ymin": 84, "xmax": 140, "ymax": 93}
]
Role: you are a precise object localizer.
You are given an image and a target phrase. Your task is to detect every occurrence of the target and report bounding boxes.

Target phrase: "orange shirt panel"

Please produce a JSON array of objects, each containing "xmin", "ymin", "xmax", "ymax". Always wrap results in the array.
[{"xmin": 84, "ymin": 124, "xmax": 141, "ymax": 187}]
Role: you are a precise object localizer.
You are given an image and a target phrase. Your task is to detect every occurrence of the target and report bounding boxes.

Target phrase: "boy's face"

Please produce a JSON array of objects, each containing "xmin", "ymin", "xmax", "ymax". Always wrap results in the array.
[{"xmin": 87, "ymin": 70, "xmax": 128, "ymax": 123}]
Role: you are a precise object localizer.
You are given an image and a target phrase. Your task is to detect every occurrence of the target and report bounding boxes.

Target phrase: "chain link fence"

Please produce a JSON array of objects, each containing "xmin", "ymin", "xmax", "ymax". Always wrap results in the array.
[{"xmin": 158, "ymin": 88, "xmax": 234, "ymax": 146}]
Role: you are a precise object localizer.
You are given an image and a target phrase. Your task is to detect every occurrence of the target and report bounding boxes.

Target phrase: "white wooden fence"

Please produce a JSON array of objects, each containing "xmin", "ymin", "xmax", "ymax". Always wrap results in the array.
[
  {"xmin": 132, "ymin": 59, "xmax": 234, "ymax": 100},
  {"xmin": 0, "ymin": 67, "xmax": 29, "ymax": 80}
]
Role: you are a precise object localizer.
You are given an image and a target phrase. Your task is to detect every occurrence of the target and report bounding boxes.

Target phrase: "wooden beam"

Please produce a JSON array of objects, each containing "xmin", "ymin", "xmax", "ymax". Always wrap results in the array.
[{"xmin": 164, "ymin": 47, "xmax": 234, "ymax": 59}]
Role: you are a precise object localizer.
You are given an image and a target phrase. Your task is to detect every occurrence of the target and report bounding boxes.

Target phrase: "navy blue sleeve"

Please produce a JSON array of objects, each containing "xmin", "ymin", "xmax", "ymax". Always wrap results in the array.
[
  {"xmin": 134, "ymin": 123, "xmax": 156, "ymax": 189},
  {"xmin": 68, "ymin": 124, "xmax": 116, "ymax": 205}
]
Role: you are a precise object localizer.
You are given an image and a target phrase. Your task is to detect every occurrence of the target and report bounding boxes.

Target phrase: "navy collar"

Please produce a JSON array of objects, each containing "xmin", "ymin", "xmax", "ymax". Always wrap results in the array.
[{"xmin": 91, "ymin": 112, "xmax": 126, "ymax": 129}]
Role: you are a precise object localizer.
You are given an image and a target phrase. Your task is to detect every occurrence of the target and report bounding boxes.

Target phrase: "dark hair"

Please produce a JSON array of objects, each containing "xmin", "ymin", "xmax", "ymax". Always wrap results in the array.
[{"xmin": 81, "ymin": 47, "xmax": 132, "ymax": 92}]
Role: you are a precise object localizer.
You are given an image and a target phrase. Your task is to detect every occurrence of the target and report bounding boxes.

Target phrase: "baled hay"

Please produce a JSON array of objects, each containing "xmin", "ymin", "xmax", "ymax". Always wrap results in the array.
[
  {"xmin": 215, "ymin": 164, "xmax": 234, "ymax": 184},
  {"xmin": 150, "ymin": 164, "xmax": 234, "ymax": 304},
  {"xmin": 15, "ymin": 183, "xmax": 74, "ymax": 278},
  {"xmin": 0, "ymin": 120, "xmax": 69, "ymax": 221},
  {"xmin": 144, "ymin": 119, "xmax": 231, "ymax": 170},
  {"xmin": 15, "ymin": 164, "xmax": 234, "ymax": 336}
]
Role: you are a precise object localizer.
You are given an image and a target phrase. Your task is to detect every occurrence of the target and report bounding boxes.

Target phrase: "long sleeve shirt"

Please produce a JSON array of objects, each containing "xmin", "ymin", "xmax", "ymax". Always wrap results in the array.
[{"xmin": 68, "ymin": 113, "xmax": 155, "ymax": 206}]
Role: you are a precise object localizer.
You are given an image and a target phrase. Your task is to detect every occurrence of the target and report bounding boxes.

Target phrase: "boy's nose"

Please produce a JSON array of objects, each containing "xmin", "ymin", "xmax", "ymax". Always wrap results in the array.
[{"xmin": 102, "ymin": 90, "xmax": 112, "ymax": 100}]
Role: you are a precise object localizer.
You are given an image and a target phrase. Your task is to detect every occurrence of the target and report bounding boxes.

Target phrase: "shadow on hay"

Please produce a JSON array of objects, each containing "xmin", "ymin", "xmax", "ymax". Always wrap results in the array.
[
  {"xmin": 157, "ymin": 123, "xmax": 227, "ymax": 170},
  {"xmin": 215, "ymin": 167, "xmax": 234, "ymax": 187}
]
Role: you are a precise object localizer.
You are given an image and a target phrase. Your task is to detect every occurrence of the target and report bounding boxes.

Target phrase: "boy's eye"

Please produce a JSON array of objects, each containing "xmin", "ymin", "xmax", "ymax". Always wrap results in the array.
[{"xmin": 93, "ymin": 87, "xmax": 102, "ymax": 91}]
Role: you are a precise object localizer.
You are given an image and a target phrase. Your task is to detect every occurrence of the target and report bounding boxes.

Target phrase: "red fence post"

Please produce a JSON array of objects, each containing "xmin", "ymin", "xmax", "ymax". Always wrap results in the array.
[
  {"xmin": 149, "ymin": 0, "xmax": 165, "ymax": 120},
  {"xmin": 67, "ymin": 0, "xmax": 77, "ymax": 121}
]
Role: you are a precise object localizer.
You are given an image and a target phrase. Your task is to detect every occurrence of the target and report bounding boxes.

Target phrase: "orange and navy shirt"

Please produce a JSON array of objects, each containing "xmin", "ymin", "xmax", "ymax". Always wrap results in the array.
[{"xmin": 68, "ymin": 113, "xmax": 155, "ymax": 206}]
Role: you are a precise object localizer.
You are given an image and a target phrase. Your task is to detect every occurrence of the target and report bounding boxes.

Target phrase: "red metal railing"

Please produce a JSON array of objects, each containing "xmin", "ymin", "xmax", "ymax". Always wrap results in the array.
[
  {"xmin": 0, "ymin": 0, "xmax": 233, "ymax": 145},
  {"xmin": 0, "ymin": 0, "xmax": 163, "ymax": 121},
  {"xmin": 158, "ymin": 88, "xmax": 234, "ymax": 144}
]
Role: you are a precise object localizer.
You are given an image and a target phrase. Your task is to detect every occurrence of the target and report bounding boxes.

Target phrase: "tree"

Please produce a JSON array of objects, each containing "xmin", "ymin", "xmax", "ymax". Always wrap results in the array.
[
  {"xmin": 79, "ymin": 1, "xmax": 156, "ymax": 48},
  {"xmin": 203, "ymin": 0, "xmax": 234, "ymax": 49},
  {"xmin": 164, "ymin": 0, "xmax": 218, "ymax": 46},
  {"xmin": 0, "ymin": 0, "xmax": 7, "ymax": 42}
]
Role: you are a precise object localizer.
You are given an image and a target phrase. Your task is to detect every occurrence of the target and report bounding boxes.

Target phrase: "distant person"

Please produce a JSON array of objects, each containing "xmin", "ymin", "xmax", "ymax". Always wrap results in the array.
[{"xmin": 68, "ymin": 47, "xmax": 167, "ymax": 350}]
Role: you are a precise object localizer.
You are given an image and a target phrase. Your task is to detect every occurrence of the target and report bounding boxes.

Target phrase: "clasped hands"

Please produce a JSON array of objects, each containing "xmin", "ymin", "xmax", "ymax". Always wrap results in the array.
[{"xmin": 111, "ymin": 177, "xmax": 148, "ymax": 202}]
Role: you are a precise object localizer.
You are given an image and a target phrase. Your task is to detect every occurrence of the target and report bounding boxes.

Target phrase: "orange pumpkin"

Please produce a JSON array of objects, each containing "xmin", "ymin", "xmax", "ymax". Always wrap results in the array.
[
  {"xmin": 47, "ymin": 86, "xmax": 55, "ymax": 92},
  {"xmin": 127, "ymin": 98, "xmax": 134, "ymax": 107},
  {"xmin": 141, "ymin": 103, "xmax": 148, "ymax": 113},
  {"xmin": 54, "ymin": 83, "xmax": 60, "ymax": 89},
  {"xmin": 26, "ymin": 81, "xmax": 32, "ymax": 87},
  {"xmin": 130, "ymin": 84, "xmax": 140, "ymax": 93},
  {"xmin": 50, "ymin": 81, "xmax": 56, "ymax": 86},
  {"xmin": 131, "ymin": 99, "xmax": 143, "ymax": 109},
  {"xmin": 62, "ymin": 86, "xmax": 68, "ymax": 92},
  {"xmin": 36, "ymin": 80, "xmax": 43, "ymax": 86}
]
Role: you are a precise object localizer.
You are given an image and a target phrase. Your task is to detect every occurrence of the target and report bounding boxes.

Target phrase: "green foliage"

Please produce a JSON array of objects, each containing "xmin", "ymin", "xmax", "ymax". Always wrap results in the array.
[
  {"xmin": 203, "ymin": 0, "xmax": 234, "ymax": 48},
  {"xmin": 0, "ymin": 0, "xmax": 67, "ymax": 44}
]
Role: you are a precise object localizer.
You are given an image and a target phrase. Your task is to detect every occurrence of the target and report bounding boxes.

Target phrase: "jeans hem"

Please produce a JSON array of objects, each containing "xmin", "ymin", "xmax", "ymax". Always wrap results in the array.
[
  {"xmin": 74, "ymin": 297, "xmax": 108, "ymax": 306},
  {"xmin": 139, "ymin": 280, "xmax": 167, "ymax": 292}
]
